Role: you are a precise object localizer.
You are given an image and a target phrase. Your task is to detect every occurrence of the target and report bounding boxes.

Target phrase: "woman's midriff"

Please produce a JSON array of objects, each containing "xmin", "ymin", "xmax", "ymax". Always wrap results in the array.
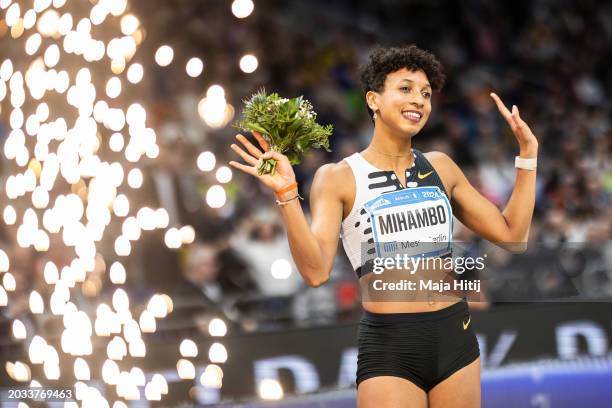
[
  {"xmin": 358, "ymin": 265, "xmax": 464, "ymax": 313},
  {"xmin": 361, "ymin": 299, "xmax": 461, "ymax": 313}
]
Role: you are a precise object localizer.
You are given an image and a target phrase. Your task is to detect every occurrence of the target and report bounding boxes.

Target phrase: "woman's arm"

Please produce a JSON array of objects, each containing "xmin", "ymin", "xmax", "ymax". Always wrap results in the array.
[
  {"xmin": 274, "ymin": 163, "xmax": 344, "ymax": 287},
  {"xmin": 447, "ymin": 151, "xmax": 536, "ymax": 252},
  {"xmin": 229, "ymin": 132, "xmax": 343, "ymax": 287},
  {"xmin": 433, "ymin": 93, "xmax": 539, "ymax": 253}
]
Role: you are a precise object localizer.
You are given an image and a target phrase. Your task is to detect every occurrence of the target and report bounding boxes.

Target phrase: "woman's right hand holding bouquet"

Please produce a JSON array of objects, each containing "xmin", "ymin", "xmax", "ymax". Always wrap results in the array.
[
  {"xmin": 229, "ymin": 131, "xmax": 298, "ymax": 200},
  {"xmin": 228, "ymin": 89, "xmax": 333, "ymax": 202},
  {"xmin": 227, "ymin": 90, "xmax": 336, "ymax": 287}
]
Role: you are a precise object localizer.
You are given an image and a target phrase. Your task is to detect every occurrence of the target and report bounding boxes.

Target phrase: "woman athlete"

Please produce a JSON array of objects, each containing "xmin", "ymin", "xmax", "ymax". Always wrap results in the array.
[{"xmin": 229, "ymin": 45, "xmax": 537, "ymax": 408}]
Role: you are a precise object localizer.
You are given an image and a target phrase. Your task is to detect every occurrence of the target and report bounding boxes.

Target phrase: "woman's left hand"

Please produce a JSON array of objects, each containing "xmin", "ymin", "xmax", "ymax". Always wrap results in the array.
[{"xmin": 490, "ymin": 92, "xmax": 539, "ymax": 157}]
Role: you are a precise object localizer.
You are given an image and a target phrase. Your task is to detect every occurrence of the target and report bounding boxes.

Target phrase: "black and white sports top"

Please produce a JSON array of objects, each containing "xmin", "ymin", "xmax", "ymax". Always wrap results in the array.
[{"xmin": 339, "ymin": 149, "xmax": 453, "ymax": 278}]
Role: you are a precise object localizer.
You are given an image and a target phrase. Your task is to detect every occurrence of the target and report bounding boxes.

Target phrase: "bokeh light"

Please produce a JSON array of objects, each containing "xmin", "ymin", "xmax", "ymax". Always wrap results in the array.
[
  {"xmin": 206, "ymin": 185, "xmax": 227, "ymax": 208},
  {"xmin": 231, "ymin": 0, "xmax": 254, "ymax": 19},
  {"xmin": 155, "ymin": 45, "xmax": 174, "ymax": 67},
  {"xmin": 197, "ymin": 151, "xmax": 216, "ymax": 172},
  {"xmin": 185, "ymin": 57, "xmax": 203, "ymax": 77},
  {"xmin": 239, "ymin": 54, "xmax": 258, "ymax": 73},
  {"xmin": 126, "ymin": 63, "xmax": 143, "ymax": 84},
  {"xmin": 258, "ymin": 379, "xmax": 284, "ymax": 400},
  {"xmin": 215, "ymin": 166, "xmax": 233, "ymax": 183}
]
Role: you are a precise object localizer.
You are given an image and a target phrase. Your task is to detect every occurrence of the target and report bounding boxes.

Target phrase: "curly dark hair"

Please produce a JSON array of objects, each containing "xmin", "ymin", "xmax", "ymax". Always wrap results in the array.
[{"xmin": 359, "ymin": 44, "xmax": 446, "ymax": 120}]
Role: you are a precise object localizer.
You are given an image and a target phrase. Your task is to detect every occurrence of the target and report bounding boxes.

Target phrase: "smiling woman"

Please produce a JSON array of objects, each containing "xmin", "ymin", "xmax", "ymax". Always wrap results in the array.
[
  {"xmin": 368, "ymin": 68, "xmax": 433, "ymax": 137},
  {"xmin": 229, "ymin": 43, "xmax": 538, "ymax": 408}
]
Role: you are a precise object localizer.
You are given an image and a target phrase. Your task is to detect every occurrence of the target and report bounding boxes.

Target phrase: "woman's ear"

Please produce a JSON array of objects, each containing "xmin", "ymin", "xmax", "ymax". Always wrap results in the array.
[{"xmin": 366, "ymin": 90, "xmax": 379, "ymax": 112}]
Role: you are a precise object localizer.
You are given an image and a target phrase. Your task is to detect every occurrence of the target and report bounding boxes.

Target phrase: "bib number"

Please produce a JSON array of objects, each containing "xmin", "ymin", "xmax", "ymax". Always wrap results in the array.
[{"xmin": 363, "ymin": 186, "xmax": 452, "ymax": 259}]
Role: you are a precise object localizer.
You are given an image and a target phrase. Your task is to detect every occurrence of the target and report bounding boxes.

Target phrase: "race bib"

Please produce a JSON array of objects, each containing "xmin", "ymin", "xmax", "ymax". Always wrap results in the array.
[{"xmin": 363, "ymin": 186, "xmax": 452, "ymax": 259}]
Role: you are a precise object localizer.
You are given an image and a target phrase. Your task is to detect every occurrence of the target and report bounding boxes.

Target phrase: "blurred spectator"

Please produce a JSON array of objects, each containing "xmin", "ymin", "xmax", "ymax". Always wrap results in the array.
[
  {"xmin": 230, "ymin": 209, "xmax": 305, "ymax": 297},
  {"xmin": 173, "ymin": 241, "xmax": 255, "ymax": 309}
]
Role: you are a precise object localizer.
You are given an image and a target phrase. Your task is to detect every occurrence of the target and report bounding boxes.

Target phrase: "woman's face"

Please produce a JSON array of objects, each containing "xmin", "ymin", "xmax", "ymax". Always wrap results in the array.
[{"xmin": 368, "ymin": 68, "xmax": 433, "ymax": 136}]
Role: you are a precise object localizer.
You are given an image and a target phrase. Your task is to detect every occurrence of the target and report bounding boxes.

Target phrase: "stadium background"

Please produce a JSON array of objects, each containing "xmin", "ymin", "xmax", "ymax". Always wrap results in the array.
[{"xmin": 0, "ymin": 0, "xmax": 611, "ymax": 406}]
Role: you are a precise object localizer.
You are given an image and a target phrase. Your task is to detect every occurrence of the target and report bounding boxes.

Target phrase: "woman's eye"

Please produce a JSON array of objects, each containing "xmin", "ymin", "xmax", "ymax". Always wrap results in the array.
[
  {"xmin": 400, "ymin": 87, "xmax": 410, "ymax": 92},
  {"xmin": 422, "ymin": 92, "xmax": 431, "ymax": 98}
]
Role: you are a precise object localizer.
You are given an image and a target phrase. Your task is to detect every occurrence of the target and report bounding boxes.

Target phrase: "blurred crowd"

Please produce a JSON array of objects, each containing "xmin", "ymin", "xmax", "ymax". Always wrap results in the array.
[{"xmin": 1, "ymin": 0, "xmax": 611, "ymax": 338}]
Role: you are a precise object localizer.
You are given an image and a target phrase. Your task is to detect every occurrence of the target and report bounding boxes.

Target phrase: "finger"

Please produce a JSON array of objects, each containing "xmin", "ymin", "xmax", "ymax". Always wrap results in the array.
[
  {"xmin": 512, "ymin": 105, "xmax": 529, "ymax": 129},
  {"xmin": 235, "ymin": 134, "xmax": 263, "ymax": 158},
  {"xmin": 490, "ymin": 92, "xmax": 513, "ymax": 122},
  {"xmin": 261, "ymin": 150, "xmax": 286, "ymax": 161},
  {"xmin": 228, "ymin": 160, "xmax": 258, "ymax": 177},
  {"xmin": 511, "ymin": 105, "xmax": 529, "ymax": 133},
  {"xmin": 511, "ymin": 104, "xmax": 519, "ymax": 126},
  {"xmin": 252, "ymin": 131, "xmax": 270, "ymax": 151},
  {"xmin": 490, "ymin": 93, "xmax": 517, "ymax": 130},
  {"xmin": 230, "ymin": 143, "xmax": 259, "ymax": 166}
]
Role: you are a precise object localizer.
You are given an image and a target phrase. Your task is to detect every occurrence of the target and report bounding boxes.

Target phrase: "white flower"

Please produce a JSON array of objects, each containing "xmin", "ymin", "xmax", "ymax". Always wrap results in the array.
[{"xmin": 272, "ymin": 97, "xmax": 290, "ymax": 106}]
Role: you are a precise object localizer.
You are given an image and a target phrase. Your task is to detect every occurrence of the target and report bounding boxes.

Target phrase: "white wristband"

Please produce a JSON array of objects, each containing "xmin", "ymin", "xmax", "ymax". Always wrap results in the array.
[{"xmin": 515, "ymin": 156, "xmax": 537, "ymax": 170}]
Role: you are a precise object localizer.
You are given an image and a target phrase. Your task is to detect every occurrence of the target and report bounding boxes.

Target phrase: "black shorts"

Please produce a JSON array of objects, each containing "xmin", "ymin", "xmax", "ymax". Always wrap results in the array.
[{"xmin": 356, "ymin": 300, "xmax": 480, "ymax": 392}]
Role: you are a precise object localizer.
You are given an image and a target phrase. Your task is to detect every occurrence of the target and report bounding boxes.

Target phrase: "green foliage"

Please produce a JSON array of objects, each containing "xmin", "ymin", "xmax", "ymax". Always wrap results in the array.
[{"xmin": 233, "ymin": 89, "xmax": 333, "ymax": 175}]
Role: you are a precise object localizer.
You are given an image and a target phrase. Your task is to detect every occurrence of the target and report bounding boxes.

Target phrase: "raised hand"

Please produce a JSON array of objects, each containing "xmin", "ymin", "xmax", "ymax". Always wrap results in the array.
[
  {"xmin": 229, "ymin": 131, "xmax": 297, "ymax": 193},
  {"xmin": 490, "ymin": 92, "xmax": 539, "ymax": 157}
]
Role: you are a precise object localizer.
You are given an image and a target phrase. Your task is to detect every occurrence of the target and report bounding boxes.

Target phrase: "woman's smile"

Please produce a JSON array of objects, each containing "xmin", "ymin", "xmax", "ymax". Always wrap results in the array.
[{"xmin": 402, "ymin": 109, "xmax": 423, "ymax": 123}]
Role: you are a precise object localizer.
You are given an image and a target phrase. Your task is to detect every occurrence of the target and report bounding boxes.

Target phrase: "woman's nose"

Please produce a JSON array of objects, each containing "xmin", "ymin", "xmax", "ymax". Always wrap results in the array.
[
  {"xmin": 410, "ymin": 100, "xmax": 424, "ymax": 109},
  {"xmin": 407, "ymin": 91, "xmax": 425, "ymax": 108}
]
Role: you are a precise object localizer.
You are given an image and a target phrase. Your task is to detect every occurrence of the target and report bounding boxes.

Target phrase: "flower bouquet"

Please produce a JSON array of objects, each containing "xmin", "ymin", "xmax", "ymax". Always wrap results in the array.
[{"xmin": 233, "ymin": 89, "xmax": 333, "ymax": 175}]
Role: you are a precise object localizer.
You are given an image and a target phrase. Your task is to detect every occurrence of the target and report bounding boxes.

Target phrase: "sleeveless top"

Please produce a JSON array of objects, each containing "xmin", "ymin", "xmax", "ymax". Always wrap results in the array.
[{"xmin": 339, "ymin": 149, "xmax": 453, "ymax": 278}]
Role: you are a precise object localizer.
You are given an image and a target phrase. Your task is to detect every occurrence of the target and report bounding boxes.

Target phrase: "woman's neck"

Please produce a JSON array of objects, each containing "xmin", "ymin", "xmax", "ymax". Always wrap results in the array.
[{"xmin": 362, "ymin": 122, "xmax": 415, "ymax": 168}]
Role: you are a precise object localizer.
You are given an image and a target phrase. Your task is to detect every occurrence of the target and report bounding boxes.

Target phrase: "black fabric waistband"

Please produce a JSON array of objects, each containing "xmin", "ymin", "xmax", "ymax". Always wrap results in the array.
[{"xmin": 361, "ymin": 299, "xmax": 468, "ymax": 323}]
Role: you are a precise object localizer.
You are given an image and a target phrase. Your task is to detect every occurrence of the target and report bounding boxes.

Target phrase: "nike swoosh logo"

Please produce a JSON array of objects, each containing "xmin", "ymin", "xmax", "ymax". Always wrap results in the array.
[
  {"xmin": 463, "ymin": 316, "xmax": 471, "ymax": 330},
  {"xmin": 417, "ymin": 170, "xmax": 433, "ymax": 179}
]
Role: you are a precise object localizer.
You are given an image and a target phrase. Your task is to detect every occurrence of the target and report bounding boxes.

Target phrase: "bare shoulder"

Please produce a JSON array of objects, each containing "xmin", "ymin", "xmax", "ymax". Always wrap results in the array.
[
  {"xmin": 423, "ymin": 150, "xmax": 453, "ymax": 165},
  {"xmin": 310, "ymin": 160, "xmax": 354, "ymax": 213},
  {"xmin": 317, "ymin": 159, "xmax": 353, "ymax": 177},
  {"xmin": 423, "ymin": 150, "xmax": 461, "ymax": 196},
  {"xmin": 311, "ymin": 160, "xmax": 353, "ymax": 195}
]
